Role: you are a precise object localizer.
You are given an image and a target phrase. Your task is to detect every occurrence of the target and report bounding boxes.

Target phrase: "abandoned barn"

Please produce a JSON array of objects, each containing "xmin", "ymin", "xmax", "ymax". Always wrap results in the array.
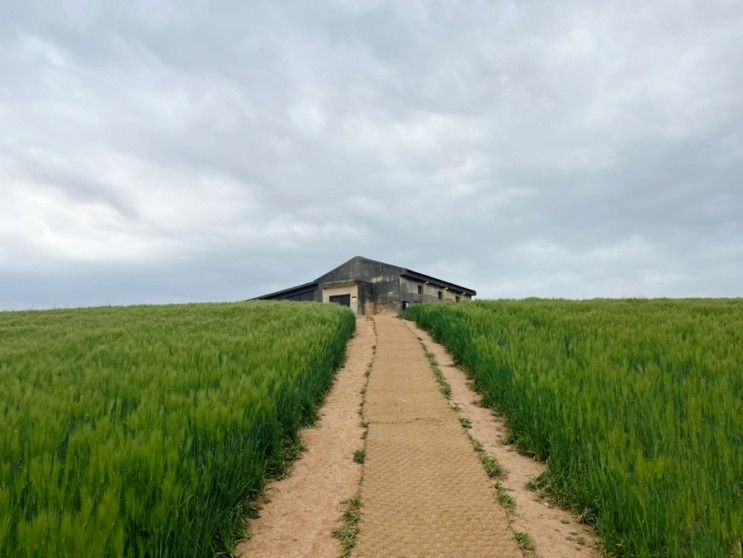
[{"xmin": 255, "ymin": 256, "xmax": 476, "ymax": 315}]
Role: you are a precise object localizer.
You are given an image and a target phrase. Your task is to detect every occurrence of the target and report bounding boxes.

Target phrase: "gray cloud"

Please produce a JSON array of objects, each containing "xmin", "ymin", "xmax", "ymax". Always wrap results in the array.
[{"xmin": 1, "ymin": 0, "xmax": 742, "ymax": 309}]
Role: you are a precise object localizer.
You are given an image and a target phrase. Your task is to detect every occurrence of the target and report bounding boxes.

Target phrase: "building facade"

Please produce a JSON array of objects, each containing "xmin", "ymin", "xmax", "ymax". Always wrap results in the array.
[{"xmin": 255, "ymin": 256, "xmax": 476, "ymax": 315}]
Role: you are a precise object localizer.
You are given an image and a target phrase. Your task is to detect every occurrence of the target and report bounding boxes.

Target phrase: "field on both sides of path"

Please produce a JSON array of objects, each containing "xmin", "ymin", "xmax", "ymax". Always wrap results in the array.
[
  {"xmin": 405, "ymin": 299, "xmax": 742, "ymax": 557},
  {"xmin": 0, "ymin": 301, "xmax": 355, "ymax": 557}
]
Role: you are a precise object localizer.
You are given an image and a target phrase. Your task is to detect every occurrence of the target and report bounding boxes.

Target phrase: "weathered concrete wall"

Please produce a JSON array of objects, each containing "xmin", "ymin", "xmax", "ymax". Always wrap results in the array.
[
  {"xmin": 357, "ymin": 281, "xmax": 375, "ymax": 315},
  {"xmin": 400, "ymin": 277, "xmax": 471, "ymax": 307},
  {"xmin": 317, "ymin": 257, "xmax": 404, "ymax": 312}
]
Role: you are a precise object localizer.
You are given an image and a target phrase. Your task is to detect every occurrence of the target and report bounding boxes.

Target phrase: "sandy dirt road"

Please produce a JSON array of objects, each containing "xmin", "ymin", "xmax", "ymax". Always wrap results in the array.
[
  {"xmin": 355, "ymin": 315, "xmax": 521, "ymax": 557},
  {"xmin": 235, "ymin": 317, "xmax": 375, "ymax": 558}
]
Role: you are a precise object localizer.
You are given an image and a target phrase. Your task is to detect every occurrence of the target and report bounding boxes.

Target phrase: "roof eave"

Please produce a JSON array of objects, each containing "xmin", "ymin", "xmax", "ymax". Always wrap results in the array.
[
  {"xmin": 252, "ymin": 281, "xmax": 318, "ymax": 300},
  {"xmin": 400, "ymin": 270, "xmax": 476, "ymax": 296}
]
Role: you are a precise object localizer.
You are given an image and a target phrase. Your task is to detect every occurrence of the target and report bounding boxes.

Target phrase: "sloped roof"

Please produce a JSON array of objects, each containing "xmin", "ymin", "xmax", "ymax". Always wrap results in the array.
[
  {"xmin": 254, "ymin": 280, "xmax": 317, "ymax": 300},
  {"xmin": 255, "ymin": 255, "xmax": 476, "ymax": 299}
]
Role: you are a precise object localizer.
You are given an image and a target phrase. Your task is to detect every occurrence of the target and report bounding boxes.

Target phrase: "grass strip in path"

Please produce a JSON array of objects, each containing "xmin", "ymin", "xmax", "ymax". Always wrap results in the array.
[
  {"xmin": 403, "ymin": 318, "xmax": 600, "ymax": 558},
  {"xmin": 236, "ymin": 317, "xmax": 375, "ymax": 558},
  {"xmin": 333, "ymin": 318, "xmax": 376, "ymax": 557}
]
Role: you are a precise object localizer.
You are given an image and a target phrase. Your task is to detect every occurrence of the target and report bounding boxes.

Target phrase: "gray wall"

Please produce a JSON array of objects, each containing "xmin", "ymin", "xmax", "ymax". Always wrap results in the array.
[
  {"xmin": 399, "ymin": 277, "xmax": 470, "ymax": 306},
  {"xmin": 317, "ymin": 257, "xmax": 404, "ymax": 312}
]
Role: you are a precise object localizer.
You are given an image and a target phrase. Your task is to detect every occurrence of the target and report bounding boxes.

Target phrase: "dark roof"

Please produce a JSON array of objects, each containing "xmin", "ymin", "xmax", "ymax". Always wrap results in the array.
[
  {"xmin": 253, "ymin": 280, "xmax": 317, "ymax": 300},
  {"xmin": 254, "ymin": 255, "xmax": 476, "ymax": 299},
  {"xmin": 400, "ymin": 269, "xmax": 475, "ymax": 296}
]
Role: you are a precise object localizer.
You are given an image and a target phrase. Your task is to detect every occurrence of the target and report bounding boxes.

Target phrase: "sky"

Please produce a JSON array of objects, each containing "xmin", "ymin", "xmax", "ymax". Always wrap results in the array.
[{"xmin": 1, "ymin": 1, "xmax": 742, "ymax": 310}]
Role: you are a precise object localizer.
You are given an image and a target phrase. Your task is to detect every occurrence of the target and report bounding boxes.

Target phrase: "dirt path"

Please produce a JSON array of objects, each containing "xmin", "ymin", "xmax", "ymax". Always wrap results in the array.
[
  {"xmin": 405, "ymin": 319, "xmax": 601, "ymax": 558},
  {"xmin": 235, "ymin": 317, "xmax": 375, "ymax": 558},
  {"xmin": 355, "ymin": 315, "xmax": 520, "ymax": 557},
  {"xmin": 236, "ymin": 313, "xmax": 599, "ymax": 558}
]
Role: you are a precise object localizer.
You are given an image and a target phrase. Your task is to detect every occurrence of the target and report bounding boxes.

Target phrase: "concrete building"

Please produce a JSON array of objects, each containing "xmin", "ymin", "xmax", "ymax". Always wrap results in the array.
[{"xmin": 255, "ymin": 256, "xmax": 476, "ymax": 315}]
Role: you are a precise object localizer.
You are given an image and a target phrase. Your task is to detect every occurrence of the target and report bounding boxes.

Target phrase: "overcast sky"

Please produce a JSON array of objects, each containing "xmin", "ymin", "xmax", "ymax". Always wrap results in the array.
[{"xmin": 1, "ymin": 1, "xmax": 742, "ymax": 310}]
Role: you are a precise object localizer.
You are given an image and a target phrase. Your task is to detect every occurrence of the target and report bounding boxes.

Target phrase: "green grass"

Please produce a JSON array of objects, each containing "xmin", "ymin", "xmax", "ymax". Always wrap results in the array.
[
  {"xmin": 421, "ymin": 344, "xmax": 452, "ymax": 399},
  {"xmin": 405, "ymin": 299, "xmax": 742, "ymax": 557},
  {"xmin": 496, "ymin": 486, "xmax": 516, "ymax": 513},
  {"xmin": 468, "ymin": 435, "xmax": 505, "ymax": 480},
  {"xmin": 353, "ymin": 449, "xmax": 366, "ymax": 464},
  {"xmin": 332, "ymin": 495, "xmax": 362, "ymax": 557},
  {"xmin": 468, "ymin": 432, "xmax": 514, "ymax": 513},
  {"xmin": 514, "ymin": 530, "xmax": 535, "ymax": 553},
  {"xmin": 0, "ymin": 301, "xmax": 355, "ymax": 557}
]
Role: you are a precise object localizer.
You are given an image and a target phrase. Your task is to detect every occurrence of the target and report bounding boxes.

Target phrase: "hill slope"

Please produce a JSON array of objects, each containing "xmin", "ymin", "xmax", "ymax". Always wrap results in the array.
[
  {"xmin": 405, "ymin": 299, "xmax": 742, "ymax": 556},
  {"xmin": 0, "ymin": 301, "xmax": 354, "ymax": 557}
]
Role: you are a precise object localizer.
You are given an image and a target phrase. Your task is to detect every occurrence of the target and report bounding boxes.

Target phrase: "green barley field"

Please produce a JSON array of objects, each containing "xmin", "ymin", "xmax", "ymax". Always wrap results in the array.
[
  {"xmin": 405, "ymin": 299, "xmax": 742, "ymax": 557},
  {"xmin": 0, "ymin": 301, "xmax": 355, "ymax": 557}
]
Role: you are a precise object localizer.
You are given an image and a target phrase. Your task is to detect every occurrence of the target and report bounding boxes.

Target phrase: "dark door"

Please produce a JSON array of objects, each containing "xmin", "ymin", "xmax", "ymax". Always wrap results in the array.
[{"xmin": 329, "ymin": 294, "xmax": 351, "ymax": 307}]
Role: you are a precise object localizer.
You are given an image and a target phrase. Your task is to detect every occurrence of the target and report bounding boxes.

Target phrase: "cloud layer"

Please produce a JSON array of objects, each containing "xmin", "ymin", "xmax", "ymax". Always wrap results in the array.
[{"xmin": 1, "ymin": 1, "xmax": 742, "ymax": 309}]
